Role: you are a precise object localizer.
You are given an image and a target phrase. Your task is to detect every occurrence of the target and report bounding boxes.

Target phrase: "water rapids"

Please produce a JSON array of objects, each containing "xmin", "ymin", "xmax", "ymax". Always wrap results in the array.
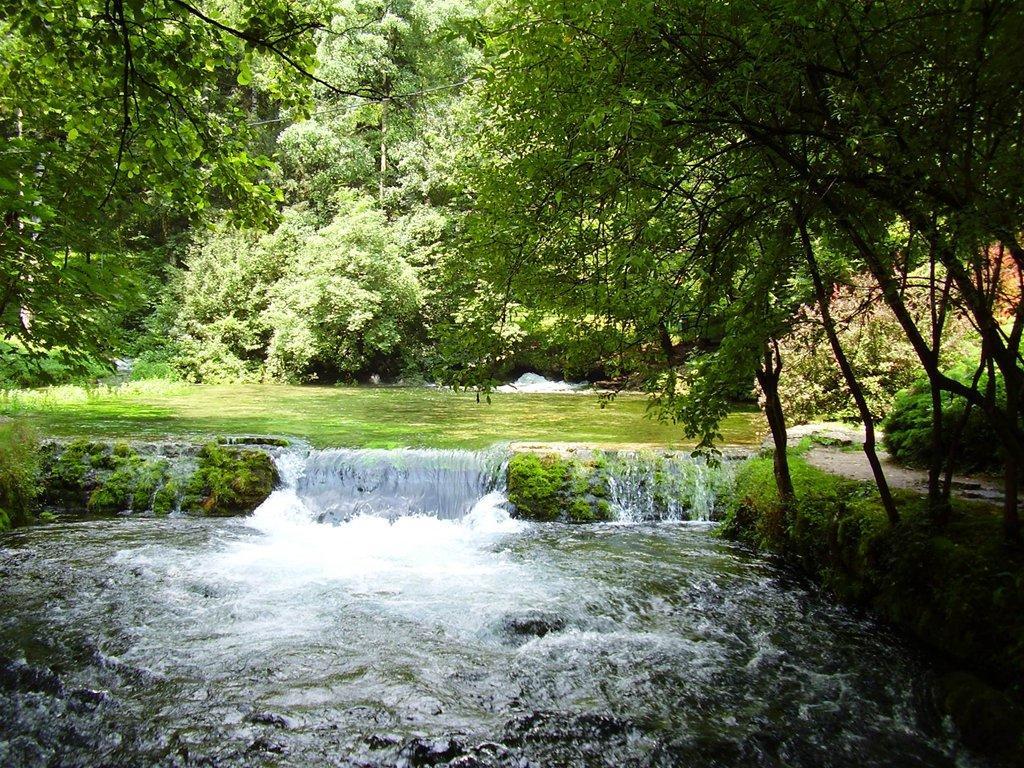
[{"xmin": 0, "ymin": 448, "xmax": 991, "ymax": 767}]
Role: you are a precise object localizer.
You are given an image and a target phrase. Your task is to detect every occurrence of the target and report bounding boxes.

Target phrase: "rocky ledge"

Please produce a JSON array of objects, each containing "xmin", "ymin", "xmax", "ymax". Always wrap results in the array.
[{"xmin": 40, "ymin": 438, "xmax": 280, "ymax": 518}]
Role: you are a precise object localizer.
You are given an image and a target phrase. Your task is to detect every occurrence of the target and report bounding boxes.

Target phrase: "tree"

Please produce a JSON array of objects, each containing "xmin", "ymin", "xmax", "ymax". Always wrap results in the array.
[
  {"xmin": 0, "ymin": 0, "xmax": 335, "ymax": 371},
  {"xmin": 448, "ymin": 0, "xmax": 1024, "ymax": 538}
]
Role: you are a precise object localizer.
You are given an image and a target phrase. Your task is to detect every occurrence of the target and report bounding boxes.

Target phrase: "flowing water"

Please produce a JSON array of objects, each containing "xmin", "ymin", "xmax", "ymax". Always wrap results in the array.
[{"xmin": 0, "ymin": 448, "xmax": 990, "ymax": 767}]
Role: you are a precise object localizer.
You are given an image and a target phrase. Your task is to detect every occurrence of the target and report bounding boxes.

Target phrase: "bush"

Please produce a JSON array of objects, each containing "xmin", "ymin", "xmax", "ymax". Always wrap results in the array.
[
  {"xmin": 148, "ymin": 195, "xmax": 424, "ymax": 384},
  {"xmin": 0, "ymin": 345, "xmax": 113, "ymax": 389},
  {"xmin": 0, "ymin": 421, "xmax": 40, "ymax": 531},
  {"xmin": 778, "ymin": 275, "xmax": 976, "ymax": 423},
  {"xmin": 128, "ymin": 355, "xmax": 178, "ymax": 381},
  {"xmin": 883, "ymin": 361, "xmax": 1002, "ymax": 473}
]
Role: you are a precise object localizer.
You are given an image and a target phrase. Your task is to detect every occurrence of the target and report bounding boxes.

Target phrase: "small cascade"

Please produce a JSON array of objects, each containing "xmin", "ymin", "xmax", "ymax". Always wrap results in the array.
[
  {"xmin": 291, "ymin": 447, "xmax": 508, "ymax": 523},
  {"xmin": 603, "ymin": 452, "xmax": 736, "ymax": 522}
]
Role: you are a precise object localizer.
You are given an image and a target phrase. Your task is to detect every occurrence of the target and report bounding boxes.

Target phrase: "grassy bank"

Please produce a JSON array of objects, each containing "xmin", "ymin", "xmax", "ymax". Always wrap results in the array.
[
  {"xmin": 722, "ymin": 454, "xmax": 1024, "ymax": 759},
  {"xmin": 0, "ymin": 421, "xmax": 40, "ymax": 532},
  {"xmin": 0, "ymin": 381, "xmax": 764, "ymax": 449}
]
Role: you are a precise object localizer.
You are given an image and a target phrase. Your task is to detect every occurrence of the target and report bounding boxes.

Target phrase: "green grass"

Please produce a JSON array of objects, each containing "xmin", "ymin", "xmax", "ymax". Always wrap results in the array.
[{"xmin": 0, "ymin": 381, "xmax": 765, "ymax": 449}]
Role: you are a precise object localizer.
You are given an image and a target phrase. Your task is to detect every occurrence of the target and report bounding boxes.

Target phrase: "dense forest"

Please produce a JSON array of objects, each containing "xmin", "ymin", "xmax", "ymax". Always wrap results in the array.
[{"xmin": 4, "ymin": 0, "xmax": 1023, "ymax": 537}]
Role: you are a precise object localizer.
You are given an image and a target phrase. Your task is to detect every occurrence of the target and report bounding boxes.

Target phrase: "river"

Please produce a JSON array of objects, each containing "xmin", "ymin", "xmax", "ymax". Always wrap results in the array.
[{"xmin": 0, "ymin": 448, "xmax": 987, "ymax": 766}]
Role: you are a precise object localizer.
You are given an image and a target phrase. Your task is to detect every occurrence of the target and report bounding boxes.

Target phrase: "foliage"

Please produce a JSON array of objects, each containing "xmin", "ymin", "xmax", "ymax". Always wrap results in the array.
[
  {"xmin": 778, "ymin": 276, "xmax": 977, "ymax": 423},
  {"xmin": 0, "ymin": 420, "xmax": 40, "ymax": 530},
  {"xmin": 445, "ymin": 0, "xmax": 1024, "ymax": 533},
  {"xmin": 722, "ymin": 455, "xmax": 1024, "ymax": 714},
  {"xmin": 157, "ymin": 194, "xmax": 422, "ymax": 382},
  {"xmin": 0, "ymin": 346, "xmax": 113, "ymax": 389},
  {"xmin": 0, "ymin": 0, "xmax": 330, "ymax": 372},
  {"xmin": 264, "ymin": 193, "xmax": 422, "ymax": 380},
  {"xmin": 884, "ymin": 361, "xmax": 1004, "ymax": 473}
]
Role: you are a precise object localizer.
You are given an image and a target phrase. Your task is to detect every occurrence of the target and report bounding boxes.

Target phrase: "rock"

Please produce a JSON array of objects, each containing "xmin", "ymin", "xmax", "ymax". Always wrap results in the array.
[
  {"xmin": 0, "ymin": 657, "xmax": 64, "ymax": 696},
  {"xmin": 496, "ymin": 611, "xmax": 567, "ymax": 643},
  {"xmin": 364, "ymin": 733, "xmax": 402, "ymax": 749},
  {"xmin": 398, "ymin": 736, "xmax": 467, "ymax": 766},
  {"xmin": 39, "ymin": 438, "xmax": 279, "ymax": 518},
  {"xmin": 69, "ymin": 688, "xmax": 110, "ymax": 708},
  {"xmin": 934, "ymin": 671, "xmax": 1024, "ymax": 759},
  {"xmin": 246, "ymin": 710, "xmax": 297, "ymax": 729},
  {"xmin": 217, "ymin": 435, "xmax": 292, "ymax": 447},
  {"xmin": 505, "ymin": 453, "xmax": 614, "ymax": 523},
  {"xmin": 181, "ymin": 442, "xmax": 279, "ymax": 517},
  {"xmin": 247, "ymin": 735, "xmax": 287, "ymax": 754}
]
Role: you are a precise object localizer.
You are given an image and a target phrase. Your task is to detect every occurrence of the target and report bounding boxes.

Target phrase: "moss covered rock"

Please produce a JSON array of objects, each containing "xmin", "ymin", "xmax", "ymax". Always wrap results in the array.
[
  {"xmin": 180, "ymin": 443, "xmax": 278, "ymax": 517},
  {"xmin": 39, "ymin": 439, "xmax": 278, "ymax": 518},
  {"xmin": 935, "ymin": 672, "xmax": 1024, "ymax": 759},
  {"xmin": 506, "ymin": 452, "xmax": 614, "ymax": 523}
]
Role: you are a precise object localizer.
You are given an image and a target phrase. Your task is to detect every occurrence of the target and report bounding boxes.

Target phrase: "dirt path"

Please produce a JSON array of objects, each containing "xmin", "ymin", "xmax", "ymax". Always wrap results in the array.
[{"xmin": 788, "ymin": 423, "xmax": 1006, "ymax": 505}]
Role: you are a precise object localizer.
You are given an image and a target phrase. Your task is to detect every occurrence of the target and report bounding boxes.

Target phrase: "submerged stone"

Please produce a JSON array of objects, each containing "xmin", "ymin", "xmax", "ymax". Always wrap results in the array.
[{"xmin": 496, "ymin": 611, "xmax": 567, "ymax": 643}]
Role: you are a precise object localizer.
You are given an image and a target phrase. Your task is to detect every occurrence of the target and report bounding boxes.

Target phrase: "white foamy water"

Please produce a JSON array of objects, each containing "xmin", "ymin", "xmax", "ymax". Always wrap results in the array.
[
  {"xmin": 495, "ymin": 372, "xmax": 588, "ymax": 393},
  {"xmin": 172, "ymin": 458, "xmax": 548, "ymax": 638},
  {"xmin": 0, "ymin": 446, "xmax": 986, "ymax": 767}
]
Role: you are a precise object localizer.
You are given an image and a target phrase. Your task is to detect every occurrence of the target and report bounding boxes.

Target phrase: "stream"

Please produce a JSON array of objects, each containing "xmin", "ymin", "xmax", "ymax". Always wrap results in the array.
[{"xmin": 0, "ymin": 448, "xmax": 989, "ymax": 767}]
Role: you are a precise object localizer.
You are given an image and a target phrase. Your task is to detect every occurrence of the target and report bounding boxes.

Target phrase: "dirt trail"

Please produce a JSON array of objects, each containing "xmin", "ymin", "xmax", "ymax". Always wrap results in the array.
[{"xmin": 786, "ymin": 423, "xmax": 1005, "ymax": 505}]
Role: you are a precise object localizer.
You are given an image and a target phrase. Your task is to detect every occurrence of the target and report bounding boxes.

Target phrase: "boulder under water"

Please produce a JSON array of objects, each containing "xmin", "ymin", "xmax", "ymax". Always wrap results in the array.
[{"xmin": 0, "ymin": 448, "xmax": 995, "ymax": 767}]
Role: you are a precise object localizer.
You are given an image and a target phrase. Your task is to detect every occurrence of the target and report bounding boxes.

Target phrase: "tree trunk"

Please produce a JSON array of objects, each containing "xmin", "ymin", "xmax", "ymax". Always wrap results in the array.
[
  {"xmin": 798, "ymin": 219, "xmax": 900, "ymax": 526},
  {"xmin": 379, "ymin": 96, "xmax": 388, "ymax": 204},
  {"xmin": 927, "ymin": 383, "xmax": 948, "ymax": 522},
  {"xmin": 755, "ymin": 341, "xmax": 795, "ymax": 505}
]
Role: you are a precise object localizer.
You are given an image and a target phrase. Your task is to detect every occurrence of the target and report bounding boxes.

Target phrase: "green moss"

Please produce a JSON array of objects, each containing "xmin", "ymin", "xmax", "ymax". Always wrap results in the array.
[
  {"xmin": 180, "ymin": 442, "xmax": 278, "ymax": 517},
  {"xmin": 507, "ymin": 453, "xmax": 566, "ymax": 522},
  {"xmin": 722, "ymin": 454, "xmax": 1024, "ymax": 701},
  {"xmin": 39, "ymin": 438, "xmax": 277, "ymax": 518},
  {"xmin": 112, "ymin": 441, "xmax": 134, "ymax": 458},
  {"xmin": 151, "ymin": 478, "xmax": 181, "ymax": 516},
  {"xmin": 506, "ymin": 452, "xmax": 617, "ymax": 523},
  {"xmin": 85, "ymin": 455, "xmax": 171, "ymax": 514},
  {"xmin": 0, "ymin": 420, "xmax": 40, "ymax": 530},
  {"xmin": 0, "ymin": 382, "xmax": 764, "ymax": 449}
]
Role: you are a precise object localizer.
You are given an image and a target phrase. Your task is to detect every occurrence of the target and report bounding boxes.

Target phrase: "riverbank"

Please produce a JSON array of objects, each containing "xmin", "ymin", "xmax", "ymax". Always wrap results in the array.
[{"xmin": 721, "ymin": 453, "xmax": 1024, "ymax": 763}]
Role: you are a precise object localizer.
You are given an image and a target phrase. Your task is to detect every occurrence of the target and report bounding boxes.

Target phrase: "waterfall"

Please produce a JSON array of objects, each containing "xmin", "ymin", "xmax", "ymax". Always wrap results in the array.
[
  {"xmin": 290, "ymin": 447, "xmax": 508, "ymax": 523},
  {"xmin": 603, "ymin": 452, "xmax": 736, "ymax": 523},
  {"xmin": 263, "ymin": 447, "xmax": 733, "ymax": 525}
]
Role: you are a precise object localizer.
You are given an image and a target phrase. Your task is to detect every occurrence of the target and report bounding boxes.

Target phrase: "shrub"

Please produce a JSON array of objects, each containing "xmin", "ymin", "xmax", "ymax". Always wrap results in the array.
[
  {"xmin": 778, "ymin": 275, "xmax": 976, "ymax": 423},
  {"xmin": 0, "ymin": 421, "xmax": 40, "ymax": 530},
  {"xmin": 883, "ymin": 361, "xmax": 1003, "ymax": 473}
]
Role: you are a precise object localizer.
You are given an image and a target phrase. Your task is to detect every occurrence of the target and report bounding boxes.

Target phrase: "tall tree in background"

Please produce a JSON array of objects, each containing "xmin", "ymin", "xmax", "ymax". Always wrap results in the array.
[{"xmin": 0, "ymin": 0, "xmax": 335, "ymax": 369}]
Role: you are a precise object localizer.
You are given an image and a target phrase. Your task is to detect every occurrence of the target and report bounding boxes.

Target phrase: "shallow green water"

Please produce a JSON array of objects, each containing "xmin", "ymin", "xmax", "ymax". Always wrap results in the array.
[{"xmin": 0, "ymin": 383, "xmax": 765, "ymax": 448}]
